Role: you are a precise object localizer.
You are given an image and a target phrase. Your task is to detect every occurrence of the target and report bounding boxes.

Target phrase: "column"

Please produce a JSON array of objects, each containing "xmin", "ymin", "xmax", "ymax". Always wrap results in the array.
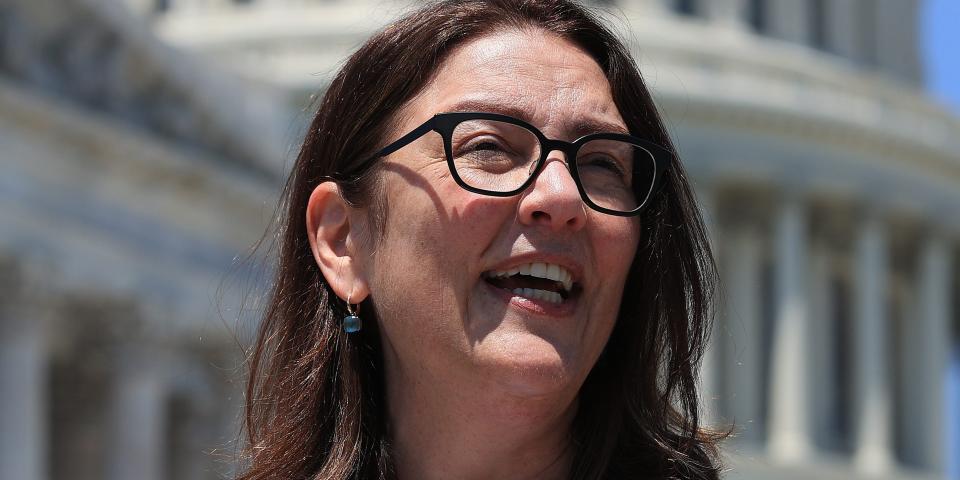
[
  {"xmin": 0, "ymin": 306, "xmax": 49, "ymax": 480},
  {"xmin": 875, "ymin": 0, "xmax": 922, "ymax": 82},
  {"xmin": 806, "ymin": 241, "xmax": 835, "ymax": 449},
  {"xmin": 767, "ymin": 0, "xmax": 810, "ymax": 44},
  {"xmin": 852, "ymin": 213, "xmax": 893, "ymax": 473},
  {"xmin": 722, "ymin": 226, "xmax": 764, "ymax": 445},
  {"xmin": 910, "ymin": 234, "xmax": 952, "ymax": 471},
  {"xmin": 767, "ymin": 195, "xmax": 813, "ymax": 460},
  {"xmin": 217, "ymin": 349, "xmax": 247, "ymax": 480},
  {"xmin": 0, "ymin": 263, "xmax": 50, "ymax": 480},
  {"xmin": 704, "ymin": 0, "xmax": 747, "ymax": 28},
  {"xmin": 898, "ymin": 280, "xmax": 924, "ymax": 467},
  {"xmin": 122, "ymin": 0, "xmax": 156, "ymax": 15},
  {"xmin": 166, "ymin": 368, "xmax": 217, "ymax": 480},
  {"xmin": 698, "ymin": 189, "xmax": 720, "ymax": 426},
  {"xmin": 825, "ymin": 0, "xmax": 860, "ymax": 59},
  {"xmin": 618, "ymin": 0, "xmax": 669, "ymax": 14},
  {"xmin": 107, "ymin": 342, "xmax": 167, "ymax": 480}
]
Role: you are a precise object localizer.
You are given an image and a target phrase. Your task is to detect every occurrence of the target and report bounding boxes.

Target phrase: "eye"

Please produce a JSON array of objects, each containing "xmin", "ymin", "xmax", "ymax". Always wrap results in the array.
[
  {"xmin": 453, "ymin": 135, "xmax": 524, "ymax": 175},
  {"xmin": 455, "ymin": 135, "xmax": 523, "ymax": 164},
  {"xmin": 463, "ymin": 137, "xmax": 509, "ymax": 153},
  {"xmin": 580, "ymin": 154, "xmax": 627, "ymax": 177}
]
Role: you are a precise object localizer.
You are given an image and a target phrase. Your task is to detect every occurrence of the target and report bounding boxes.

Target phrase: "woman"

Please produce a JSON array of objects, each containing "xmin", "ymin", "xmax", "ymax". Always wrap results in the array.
[{"xmin": 240, "ymin": 0, "xmax": 722, "ymax": 478}]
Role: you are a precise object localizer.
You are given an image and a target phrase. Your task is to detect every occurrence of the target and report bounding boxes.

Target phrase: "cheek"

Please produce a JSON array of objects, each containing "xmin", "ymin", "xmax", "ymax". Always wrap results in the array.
[
  {"xmin": 588, "ymin": 216, "xmax": 641, "ymax": 318},
  {"xmin": 368, "ymin": 181, "xmax": 518, "ymax": 364},
  {"xmin": 592, "ymin": 217, "xmax": 641, "ymax": 271},
  {"xmin": 451, "ymin": 197, "xmax": 512, "ymax": 233},
  {"xmin": 369, "ymin": 180, "xmax": 509, "ymax": 320}
]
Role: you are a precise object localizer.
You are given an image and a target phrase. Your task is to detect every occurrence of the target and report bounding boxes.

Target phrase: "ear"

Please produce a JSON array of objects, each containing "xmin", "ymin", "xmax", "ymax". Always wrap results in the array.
[{"xmin": 306, "ymin": 182, "xmax": 371, "ymax": 304}]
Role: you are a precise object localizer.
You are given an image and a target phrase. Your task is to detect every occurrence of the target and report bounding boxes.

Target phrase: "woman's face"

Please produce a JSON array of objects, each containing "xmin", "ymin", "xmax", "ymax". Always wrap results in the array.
[{"xmin": 361, "ymin": 28, "xmax": 641, "ymax": 399}]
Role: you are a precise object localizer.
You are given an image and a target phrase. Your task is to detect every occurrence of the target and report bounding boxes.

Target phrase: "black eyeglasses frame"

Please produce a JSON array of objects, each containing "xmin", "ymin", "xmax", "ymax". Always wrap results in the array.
[{"xmin": 365, "ymin": 112, "xmax": 672, "ymax": 217}]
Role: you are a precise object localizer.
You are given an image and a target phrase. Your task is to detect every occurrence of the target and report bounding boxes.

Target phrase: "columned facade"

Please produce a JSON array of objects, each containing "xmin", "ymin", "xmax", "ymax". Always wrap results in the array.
[
  {"xmin": 0, "ymin": 2, "xmax": 276, "ymax": 477},
  {"xmin": 702, "ymin": 187, "xmax": 958, "ymax": 478},
  {"xmin": 702, "ymin": 192, "xmax": 960, "ymax": 475}
]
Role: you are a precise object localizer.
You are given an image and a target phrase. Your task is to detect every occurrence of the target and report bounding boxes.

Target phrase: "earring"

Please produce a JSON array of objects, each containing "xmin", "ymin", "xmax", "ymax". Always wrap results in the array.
[{"xmin": 343, "ymin": 296, "xmax": 362, "ymax": 333}]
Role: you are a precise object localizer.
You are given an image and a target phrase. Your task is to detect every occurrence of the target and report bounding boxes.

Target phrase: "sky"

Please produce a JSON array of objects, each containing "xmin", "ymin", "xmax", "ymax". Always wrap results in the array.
[{"xmin": 922, "ymin": 0, "xmax": 960, "ymax": 114}]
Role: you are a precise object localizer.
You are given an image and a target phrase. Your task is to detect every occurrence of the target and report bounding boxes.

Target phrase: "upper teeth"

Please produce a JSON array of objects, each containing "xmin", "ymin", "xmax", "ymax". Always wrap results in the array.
[{"xmin": 487, "ymin": 262, "xmax": 575, "ymax": 292}]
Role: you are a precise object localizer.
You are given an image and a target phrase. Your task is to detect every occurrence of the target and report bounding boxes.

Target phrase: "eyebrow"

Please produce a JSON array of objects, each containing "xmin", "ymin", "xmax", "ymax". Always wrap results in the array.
[{"xmin": 444, "ymin": 98, "xmax": 631, "ymax": 137}]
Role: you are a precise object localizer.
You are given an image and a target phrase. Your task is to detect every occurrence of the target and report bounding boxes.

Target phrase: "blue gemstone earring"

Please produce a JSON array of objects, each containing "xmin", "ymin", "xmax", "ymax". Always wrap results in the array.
[{"xmin": 343, "ymin": 296, "xmax": 362, "ymax": 333}]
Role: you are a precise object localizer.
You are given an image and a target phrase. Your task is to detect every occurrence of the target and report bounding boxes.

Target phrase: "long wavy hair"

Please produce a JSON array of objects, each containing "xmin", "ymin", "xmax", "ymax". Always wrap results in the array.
[{"xmin": 238, "ymin": 1, "xmax": 723, "ymax": 479}]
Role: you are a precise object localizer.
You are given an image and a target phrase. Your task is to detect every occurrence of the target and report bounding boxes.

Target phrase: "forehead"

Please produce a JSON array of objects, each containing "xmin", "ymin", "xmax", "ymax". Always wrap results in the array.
[{"xmin": 404, "ymin": 28, "xmax": 625, "ymax": 134}]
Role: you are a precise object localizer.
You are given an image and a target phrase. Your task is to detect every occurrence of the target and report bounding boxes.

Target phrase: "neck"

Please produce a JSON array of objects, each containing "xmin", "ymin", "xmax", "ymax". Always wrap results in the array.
[{"xmin": 384, "ymin": 359, "xmax": 577, "ymax": 480}]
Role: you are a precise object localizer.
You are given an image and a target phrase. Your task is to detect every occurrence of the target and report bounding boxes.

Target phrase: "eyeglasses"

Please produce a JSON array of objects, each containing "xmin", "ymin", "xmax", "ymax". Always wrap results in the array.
[{"xmin": 371, "ymin": 112, "xmax": 671, "ymax": 216}]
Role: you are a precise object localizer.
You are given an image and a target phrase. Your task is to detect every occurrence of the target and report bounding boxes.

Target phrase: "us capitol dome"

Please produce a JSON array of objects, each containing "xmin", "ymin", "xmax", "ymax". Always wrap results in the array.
[{"xmin": 0, "ymin": 0, "xmax": 957, "ymax": 479}]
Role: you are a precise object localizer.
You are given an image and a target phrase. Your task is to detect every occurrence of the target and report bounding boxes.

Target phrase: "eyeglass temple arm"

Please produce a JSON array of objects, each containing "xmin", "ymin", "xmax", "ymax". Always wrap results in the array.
[
  {"xmin": 375, "ymin": 117, "xmax": 437, "ymax": 157},
  {"xmin": 337, "ymin": 117, "xmax": 436, "ymax": 181}
]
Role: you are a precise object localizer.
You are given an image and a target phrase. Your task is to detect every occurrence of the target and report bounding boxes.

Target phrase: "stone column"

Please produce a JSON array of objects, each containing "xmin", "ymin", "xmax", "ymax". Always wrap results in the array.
[
  {"xmin": 175, "ymin": 0, "xmax": 233, "ymax": 12},
  {"xmin": 697, "ymin": 189, "xmax": 720, "ymax": 426},
  {"xmin": 618, "ymin": 0, "xmax": 669, "ymax": 14},
  {"xmin": 767, "ymin": 0, "xmax": 810, "ymax": 44},
  {"xmin": 906, "ymin": 234, "xmax": 953, "ymax": 472},
  {"xmin": 107, "ymin": 340, "xmax": 168, "ymax": 480},
  {"xmin": 806, "ymin": 241, "xmax": 835, "ymax": 449},
  {"xmin": 852, "ymin": 213, "xmax": 893, "ymax": 473},
  {"xmin": 122, "ymin": 0, "xmax": 157, "ymax": 15},
  {"xmin": 0, "ymin": 262, "xmax": 51, "ymax": 480},
  {"xmin": 166, "ymin": 362, "xmax": 218, "ymax": 480},
  {"xmin": 722, "ymin": 225, "xmax": 764, "ymax": 445},
  {"xmin": 767, "ymin": 194, "xmax": 813, "ymax": 460},
  {"xmin": 704, "ymin": 0, "xmax": 747, "ymax": 28},
  {"xmin": 825, "ymin": 0, "xmax": 860, "ymax": 59},
  {"xmin": 0, "ymin": 307, "xmax": 49, "ymax": 480},
  {"xmin": 875, "ymin": 0, "xmax": 922, "ymax": 83}
]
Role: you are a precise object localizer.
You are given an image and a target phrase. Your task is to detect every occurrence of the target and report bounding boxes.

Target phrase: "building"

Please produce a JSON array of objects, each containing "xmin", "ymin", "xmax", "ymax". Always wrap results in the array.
[
  {"xmin": 0, "ymin": 0, "xmax": 285, "ymax": 478},
  {"xmin": 1, "ymin": 0, "xmax": 957, "ymax": 479}
]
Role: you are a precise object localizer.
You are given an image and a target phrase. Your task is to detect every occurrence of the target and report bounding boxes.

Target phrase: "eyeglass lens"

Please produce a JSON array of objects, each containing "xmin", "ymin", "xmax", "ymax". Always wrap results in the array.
[{"xmin": 449, "ymin": 119, "xmax": 655, "ymax": 213}]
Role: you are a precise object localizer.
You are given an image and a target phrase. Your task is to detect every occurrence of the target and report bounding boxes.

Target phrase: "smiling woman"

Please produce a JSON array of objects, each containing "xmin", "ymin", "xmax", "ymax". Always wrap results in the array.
[{"xmin": 239, "ymin": 1, "xmax": 723, "ymax": 479}]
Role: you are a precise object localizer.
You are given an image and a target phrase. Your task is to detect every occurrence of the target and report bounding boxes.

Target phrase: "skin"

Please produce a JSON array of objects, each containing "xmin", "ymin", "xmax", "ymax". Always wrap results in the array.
[{"xmin": 307, "ymin": 28, "xmax": 641, "ymax": 480}]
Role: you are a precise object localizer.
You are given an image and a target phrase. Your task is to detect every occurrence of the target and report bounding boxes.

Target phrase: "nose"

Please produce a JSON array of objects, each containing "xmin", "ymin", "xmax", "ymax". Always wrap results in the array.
[{"xmin": 517, "ymin": 151, "xmax": 587, "ymax": 231}]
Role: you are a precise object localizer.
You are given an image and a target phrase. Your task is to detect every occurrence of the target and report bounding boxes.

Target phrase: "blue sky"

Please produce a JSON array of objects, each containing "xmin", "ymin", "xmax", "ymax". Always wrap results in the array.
[{"xmin": 923, "ymin": 0, "xmax": 960, "ymax": 114}]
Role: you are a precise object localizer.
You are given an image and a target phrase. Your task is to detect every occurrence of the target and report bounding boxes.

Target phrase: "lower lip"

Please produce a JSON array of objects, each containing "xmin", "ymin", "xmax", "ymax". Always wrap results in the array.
[{"xmin": 482, "ymin": 280, "xmax": 577, "ymax": 317}]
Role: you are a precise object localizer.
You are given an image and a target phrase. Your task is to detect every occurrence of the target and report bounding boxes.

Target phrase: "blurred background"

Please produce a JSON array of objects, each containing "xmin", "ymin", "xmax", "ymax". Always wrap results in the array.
[{"xmin": 0, "ymin": 0, "xmax": 958, "ymax": 479}]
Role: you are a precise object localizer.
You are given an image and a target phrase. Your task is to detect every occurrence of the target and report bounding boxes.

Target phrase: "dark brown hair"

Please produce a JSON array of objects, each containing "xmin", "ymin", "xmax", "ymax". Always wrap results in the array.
[{"xmin": 238, "ymin": 1, "xmax": 723, "ymax": 479}]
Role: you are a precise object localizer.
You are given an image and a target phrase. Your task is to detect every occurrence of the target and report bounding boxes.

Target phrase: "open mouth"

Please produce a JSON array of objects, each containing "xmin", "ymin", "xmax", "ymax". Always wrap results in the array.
[{"xmin": 481, "ymin": 262, "xmax": 580, "ymax": 305}]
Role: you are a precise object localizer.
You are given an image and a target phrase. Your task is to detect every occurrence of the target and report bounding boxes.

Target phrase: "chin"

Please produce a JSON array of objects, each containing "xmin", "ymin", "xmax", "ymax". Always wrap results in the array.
[{"xmin": 475, "ymin": 330, "xmax": 582, "ymax": 398}]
